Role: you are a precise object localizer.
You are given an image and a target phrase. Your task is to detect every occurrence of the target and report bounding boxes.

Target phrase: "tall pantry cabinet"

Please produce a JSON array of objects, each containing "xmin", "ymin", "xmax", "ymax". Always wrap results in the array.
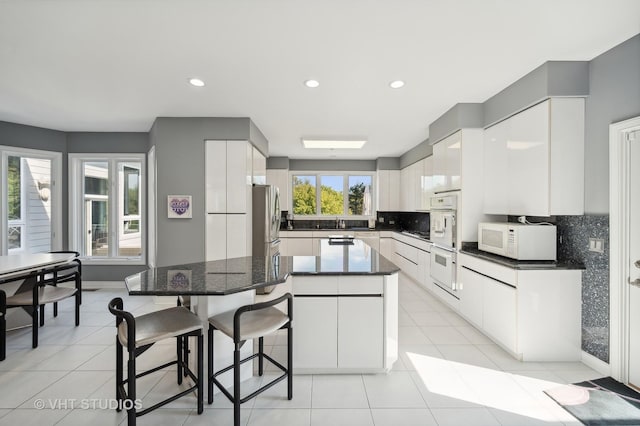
[{"xmin": 205, "ymin": 140, "xmax": 253, "ymax": 261}]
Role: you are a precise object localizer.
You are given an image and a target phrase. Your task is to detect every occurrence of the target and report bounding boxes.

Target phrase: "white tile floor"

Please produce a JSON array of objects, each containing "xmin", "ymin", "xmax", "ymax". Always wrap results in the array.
[{"xmin": 0, "ymin": 274, "xmax": 602, "ymax": 425}]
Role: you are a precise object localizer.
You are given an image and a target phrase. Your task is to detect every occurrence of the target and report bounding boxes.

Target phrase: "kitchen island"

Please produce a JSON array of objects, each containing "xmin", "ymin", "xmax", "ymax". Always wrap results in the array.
[
  {"xmin": 125, "ymin": 237, "xmax": 400, "ymax": 375},
  {"xmin": 287, "ymin": 238, "xmax": 400, "ymax": 374}
]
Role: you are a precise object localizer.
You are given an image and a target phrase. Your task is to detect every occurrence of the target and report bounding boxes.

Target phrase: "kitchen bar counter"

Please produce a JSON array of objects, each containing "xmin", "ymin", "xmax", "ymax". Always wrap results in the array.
[{"xmin": 459, "ymin": 242, "xmax": 585, "ymax": 270}]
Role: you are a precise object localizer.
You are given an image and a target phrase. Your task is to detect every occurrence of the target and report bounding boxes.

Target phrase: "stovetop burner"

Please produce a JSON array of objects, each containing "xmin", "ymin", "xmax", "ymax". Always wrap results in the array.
[{"xmin": 401, "ymin": 230, "xmax": 430, "ymax": 240}]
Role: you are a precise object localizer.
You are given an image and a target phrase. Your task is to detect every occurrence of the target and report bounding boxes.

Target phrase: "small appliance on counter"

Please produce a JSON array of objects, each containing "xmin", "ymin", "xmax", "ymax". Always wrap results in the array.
[
  {"xmin": 478, "ymin": 222, "xmax": 557, "ymax": 260},
  {"xmin": 286, "ymin": 213, "xmax": 294, "ymax": 230}
]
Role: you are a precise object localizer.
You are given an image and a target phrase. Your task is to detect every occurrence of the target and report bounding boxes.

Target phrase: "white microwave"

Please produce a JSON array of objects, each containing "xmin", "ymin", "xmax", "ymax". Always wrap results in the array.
[{"xmin": 477, "ymin": 222, "xmax": 557, "ymax": 261}]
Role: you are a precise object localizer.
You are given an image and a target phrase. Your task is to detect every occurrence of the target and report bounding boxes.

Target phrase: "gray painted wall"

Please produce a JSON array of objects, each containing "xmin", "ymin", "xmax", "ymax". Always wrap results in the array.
[
  {"xmin": 266, "ymin": 156, "xmax": 290, "ymax": 169},
  {"xmin": 429, "ymin": 103, "xmax": 484, "ymax": 145},
  {"xmin": 288, "ymin": 159, "xmax": 376, "ymax": 171},
  {"xmin": 376, "ymin": 157, "xmax": 401, "ymax": 170},
  {"xmin": 585, "ymin": 34, "xmax": 640, "ymax": 214},
  {"xmin": 483, "ymin": 61, "xmax": 589, "ymax": 128},
  {"xmin": 150, "ymin": 117, "xmax": 266, "ymax": 267},
  {"xmin": 67, "ymin": 132, "xmax": 148, "ymax": 153},
  {"xmin": 400, "ymin": 139, "xmax": 432, "ymax": 169}
]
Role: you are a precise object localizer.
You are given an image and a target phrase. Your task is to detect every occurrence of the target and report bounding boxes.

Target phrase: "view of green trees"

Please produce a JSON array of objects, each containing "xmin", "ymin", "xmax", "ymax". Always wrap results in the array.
[
  {"xmin": 293, "ymin": 176, "xmax": 370, "ymax": 216},
  {"xmin": 348, "ymin": 182, "xmax": 366, "ymax": 215}
]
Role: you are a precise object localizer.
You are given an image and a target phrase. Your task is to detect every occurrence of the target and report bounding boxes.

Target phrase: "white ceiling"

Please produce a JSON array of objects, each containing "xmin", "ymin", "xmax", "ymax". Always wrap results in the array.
[{"xmin": 1, "ymin": 1, "xmax": 639, "ymax": 160}]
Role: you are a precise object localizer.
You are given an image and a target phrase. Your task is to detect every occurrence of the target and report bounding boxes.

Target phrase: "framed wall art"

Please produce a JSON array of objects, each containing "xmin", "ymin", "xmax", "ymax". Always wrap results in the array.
[{"xmin": 167, "ymin": 195, "xmax": 192, "ymax": 219}]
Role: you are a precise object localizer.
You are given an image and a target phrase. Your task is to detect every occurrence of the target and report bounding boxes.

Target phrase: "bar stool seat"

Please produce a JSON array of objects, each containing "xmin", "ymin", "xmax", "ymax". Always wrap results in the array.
[
  {"xmin": 118, "ymin": 306, "xmax": 202, "ymax": 347},
  {"xmin": 209, "ymin": 306, "xmax": 289, "ymax": 341},
  {"xmin": 208, "ymin": 292, "xmax": 293, "ymax": 426},
  {"xmin": 108, "ymin": 298, "xmax": 204, "ymax": 426}
]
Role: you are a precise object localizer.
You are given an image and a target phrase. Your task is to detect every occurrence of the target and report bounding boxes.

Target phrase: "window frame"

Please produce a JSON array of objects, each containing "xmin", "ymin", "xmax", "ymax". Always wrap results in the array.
[
  {"xmin": 0, "ymin": 145, "xmax": 62, "ymax": 255},
  {"xmin": 69, "ymin": 153, "xmax": 146, "ymax": 265},
  {"xmin": 289, "ymin": 171, "xmax": 375, "ymax": 219}
]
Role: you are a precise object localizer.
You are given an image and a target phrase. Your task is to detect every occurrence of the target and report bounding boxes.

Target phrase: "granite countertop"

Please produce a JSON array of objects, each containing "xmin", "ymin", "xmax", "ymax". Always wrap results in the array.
[
  {"xmin": 289, "ymin": 238, "xmax": 400, "ymax": 276},
  {"xmin": 125, "ymin": 256, "xmax": 291, "ymax": 295},
  {"xmin": 459, "ymin": 242, "xmax": 585, "ymax": 270},
  {"xmin": 125, "ymin": 239, "xmax": 399, "ymax": 295}
]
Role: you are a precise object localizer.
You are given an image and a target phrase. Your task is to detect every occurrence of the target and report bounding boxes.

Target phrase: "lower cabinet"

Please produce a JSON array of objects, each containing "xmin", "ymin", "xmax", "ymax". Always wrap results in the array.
[
  {"xmin": 481, "ymin": 272, "xmax": 517, "ymax": 354},
  {"xmin": 458, "ymin": 254, "xmax": 581, "ymax": 361},
  {"xmin": 292, "ymin": 275, "xmax": 390, "ymax": 372},
  {"xmin": 293, "ymin": 297, "xmax": 338, "ymax": 369},
  {"xmin": 338, "ymin": 297, "xmax": 383, "ymax": 369}
]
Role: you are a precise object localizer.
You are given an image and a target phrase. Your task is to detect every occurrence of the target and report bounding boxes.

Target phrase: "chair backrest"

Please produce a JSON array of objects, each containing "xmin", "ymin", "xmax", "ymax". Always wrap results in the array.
[
  {"xmin": 0, "ymin": 289, "xmax": 5, "ymax": 316},
  {"xmin": 108, "ymin": 297, "xmax": 136, "ymax": 351},
  {"xmin": 233, "ymin": 292, "xmax": 293, "ymax": 343},
  {"xmin": 40, "ymin": 251, "xmax": 81, "ymax": 285}
]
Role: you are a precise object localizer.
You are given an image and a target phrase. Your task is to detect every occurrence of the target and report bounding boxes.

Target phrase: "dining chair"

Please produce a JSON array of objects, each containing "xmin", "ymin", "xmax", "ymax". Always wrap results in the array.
[
  {"xmin": 207, "ymin": 292, "xmax": 293, "ymax": 426},
  {"xmin": 38, "ymin": 251, "xmax": 82, "ymax": 326},
  {"xmin": 3, "ymin": 271, "xmax": 41, "ymax": 348},
  {"xmin": 108, "ymin": 297, "xmax": 204, "ymax": 426}
]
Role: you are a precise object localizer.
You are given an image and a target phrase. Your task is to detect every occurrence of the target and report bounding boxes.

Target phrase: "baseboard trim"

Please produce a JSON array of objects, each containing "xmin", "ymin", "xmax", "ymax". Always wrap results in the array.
[{"xmin": 582, "ymin": 351, "xmax": 610, "ymax": 376}]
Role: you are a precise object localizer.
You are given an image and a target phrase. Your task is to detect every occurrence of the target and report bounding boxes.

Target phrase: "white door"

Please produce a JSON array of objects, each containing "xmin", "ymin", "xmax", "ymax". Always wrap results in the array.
[{"xmin": 628, "ymin": 129, "xmax": 640, "ymax": 388}]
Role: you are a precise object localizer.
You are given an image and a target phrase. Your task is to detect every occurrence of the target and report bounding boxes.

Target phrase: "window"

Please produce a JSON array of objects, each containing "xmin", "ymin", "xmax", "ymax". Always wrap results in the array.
[
  {"xmin": 1, "ymin": 146, "xmax": 61, "ymax": 255},
  {"xmin": 291, "ymin": 173, "xmax": 374, "ymax": 217},
  {"xmin": 7, "ymin": 156, "xmax": 23, "ymax": 251},
  {"xmin": 69, "ymin": 154, "xmax": 145, "ymax": 263}
]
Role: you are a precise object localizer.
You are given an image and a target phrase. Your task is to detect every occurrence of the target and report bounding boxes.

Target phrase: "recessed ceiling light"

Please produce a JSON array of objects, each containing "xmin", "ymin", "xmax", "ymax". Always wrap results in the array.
[
  {"xmin": 189, "ymin": 78, "xmax": 205, "ymax": 87},
  {"xmin": 389, "ymin": 80, "xmax": 405, "ymax": 89},
  {"xmin": 302, "ymin": 139, "xmax": 366, "ymax": 149},
  {"xmin": 304, "ymin": 80, "xmax": 320, "ymax": 88}
]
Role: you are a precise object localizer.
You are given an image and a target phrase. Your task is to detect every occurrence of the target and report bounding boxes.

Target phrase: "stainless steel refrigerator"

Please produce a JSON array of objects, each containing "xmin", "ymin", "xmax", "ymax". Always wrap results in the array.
[
  {"xmin": 252, "ymin": 185, "xmax": 281, "ymax": 294},
  {"xmin": 252, "ymin": 184, "xmax": 281, "ymax": 257}
]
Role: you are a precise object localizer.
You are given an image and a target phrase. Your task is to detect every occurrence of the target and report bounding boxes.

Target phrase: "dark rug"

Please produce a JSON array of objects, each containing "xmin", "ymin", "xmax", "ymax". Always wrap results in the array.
[{"xmin": 545, "ymin": 377, "xmax": 640, "ymax": 425}]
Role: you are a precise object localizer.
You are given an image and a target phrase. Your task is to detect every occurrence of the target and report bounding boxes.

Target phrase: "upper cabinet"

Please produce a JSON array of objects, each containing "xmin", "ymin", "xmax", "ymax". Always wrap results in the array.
[
  {"xmin": 252, "ymin": 147, "xmax": 266, "ymax": 185},
  {"xmin": 266, "ymin": 169, "xmax": 290, "ymax": 212},
  {"xmin": 483, "ymin": 98, "xmax": 585, "ymax": 216},
  {"xmin": 421, "ymin": 156, "xmax": 434, "ymax": 210},
  {"xmin": 399, "ymin": 161, "xmax": 424, "ymax": 211},
  {"xmin": 432, "ymin": 131, "xmax": 462, "ymax": 193},
  {"xmin": 205, "ymin": 140, "xmax": 252, "ymax": 213},
  {"xmin": 377, "ymin": 169, "xmax": 400, "ymax": 212}
]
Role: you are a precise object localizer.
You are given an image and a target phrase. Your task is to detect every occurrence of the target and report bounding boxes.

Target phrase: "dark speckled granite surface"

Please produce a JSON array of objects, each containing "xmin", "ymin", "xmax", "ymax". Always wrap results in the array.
[
  {"xmin": 460, "ymin": 242, "xmax": 585, "ymax": 270},
  {"xmin": 126, "ymin": 239, "xmax": 399, "ymax": 295}
]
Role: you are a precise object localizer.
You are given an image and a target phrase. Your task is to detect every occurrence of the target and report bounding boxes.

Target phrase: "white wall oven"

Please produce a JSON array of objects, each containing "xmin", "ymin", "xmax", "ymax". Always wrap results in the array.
[{"xmin": 429, "ymin": 194, "xmax": 457, "ymax": 294}]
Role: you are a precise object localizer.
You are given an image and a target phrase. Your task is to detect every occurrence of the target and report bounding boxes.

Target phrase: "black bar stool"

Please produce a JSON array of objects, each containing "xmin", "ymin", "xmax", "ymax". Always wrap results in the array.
[
  {"xmin": 0, "ymin": 289, "xmax": 5, "ymax": 361},
  {"xmin": 208, "ymin": 292, "xmax": 293, "ymax": 426},
  {"xmin": 108, "ymin": 297, "xmax": 204, "ymax": 426}
]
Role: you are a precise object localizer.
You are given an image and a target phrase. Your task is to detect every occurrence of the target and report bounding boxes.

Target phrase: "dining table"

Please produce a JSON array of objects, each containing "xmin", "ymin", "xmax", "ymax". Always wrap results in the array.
[{"xmin": 0, "ymin": 252, "xmax": 77, "ymax": 282}]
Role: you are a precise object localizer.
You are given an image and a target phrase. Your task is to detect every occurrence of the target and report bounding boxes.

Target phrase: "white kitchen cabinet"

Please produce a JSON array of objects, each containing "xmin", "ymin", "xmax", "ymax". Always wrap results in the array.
[
  {"xmin": 266, "ymin": 169, "xmax": 290, "ymax": 212},
  {"xmin": 379, "ymin": 236, "xmax": 395, "ymax": 261},
  {"xmin": 458, "ymin": 266, "xmax": 483, "ymax": 327},
  {"xmin": 338, "ymin": 297, "xmax": 383, "ymax": 369},
  {"xmin": 482, "ymin": 120, "xmax": 509, "ymax": 214},
  {"xmin": 432, "ymin": 141, "xmax": 447, "ymax": 193},
  {"xmin": 482, "ymin": 273, "xmax": 517, "ymax": 354},
  {"xmin": 283, "ymin": 237, "xmax": 314, "ymax": 256},
  {"xmin": 483, "ymin": 98, "xmax": 585, "ymax": 216},
  {"xmin": 399, "ymin": 166, "xmax": 410, "ymax": 211},
  {"xmin": 205, "ymin": 214, "xmax": 249, "ymax": 261},
  {"xmin": 377, "ymin": 169, "xmax": 400, "ymax": 211},
  {"xmin": 293, "ymin": 296, "xmax": 338, "ymax": 369},
  {"xmin": 354, "ymin": 231, "xmax": 379, "ymax": 251},
  {"xmin": 416, "ymin": 247, "xmax": 431, "ymax": 287},
  {"xmin": 252, "ymin": 147, "xmax": 266, "ymax": 185},
  {"xmin": 292, "ymin": 274, "xmax": 393, "ymax": 372},
  {"xmin": 457, "ymin": 253, "xmax": 582, "ymax": 361},
  {"xmin": 205, "ymin": 140, "xmax": 253, "ymax": 260},
  {"xmin": 205, "ymin": 140, "xmax": 252, "ymax": 214},
  {"xmin": 420, "ymin": 156, "xmax": 433, "ymax": 210},
  {"xmin": 205, "ymin": 141, "xmax": 227, "ymax": 213}
]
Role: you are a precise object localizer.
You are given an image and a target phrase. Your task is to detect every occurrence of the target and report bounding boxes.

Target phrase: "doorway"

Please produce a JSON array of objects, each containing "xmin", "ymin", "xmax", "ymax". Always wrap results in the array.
[{"xmin": 610, "ymin": 116, "xmax": 640, "ymax": 387}]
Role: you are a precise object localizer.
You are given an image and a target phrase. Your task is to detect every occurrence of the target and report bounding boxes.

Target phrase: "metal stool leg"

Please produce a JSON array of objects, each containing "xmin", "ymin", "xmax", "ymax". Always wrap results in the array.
[
  {"xmin": 207, "ymin": 325, "xmax": 214, "ymax": 404},
  {"xmin": 234, "ymin": 344, "xmax": 241, "ymax": 426}
]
